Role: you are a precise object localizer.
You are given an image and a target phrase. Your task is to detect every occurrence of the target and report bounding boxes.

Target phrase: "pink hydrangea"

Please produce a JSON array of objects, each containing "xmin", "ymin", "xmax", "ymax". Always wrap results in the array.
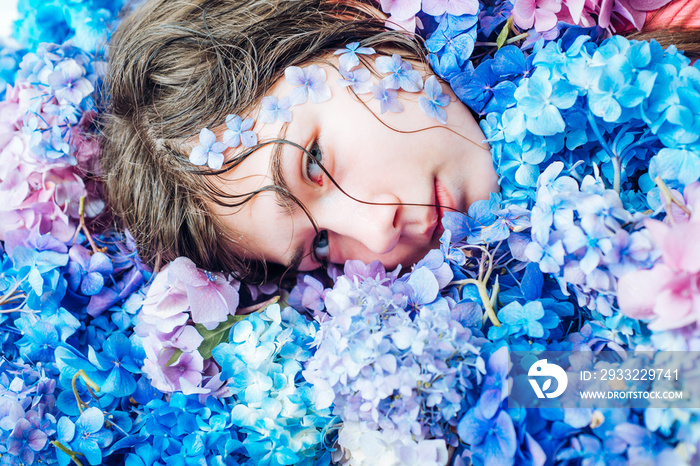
[
  {"xmin": 618, "ymin": 182, "xmax": 700, "ymax": 331},
  {"xmin": 138, "ymin": 267, "xmax": 190, "ymax": 329},
  {"xmin": 380, "ymin": 0, "xmax": 421, "ymax": 21},
  {"xmin": 167, "ymin": 256, "xmax": 240, "ymax": 330},
  {"xmin": 379, "ymin": 0, "xmax": 422, "ymax": 32},
  {"xmin": 559, "ymin": 0, "xmax": 672, "ymax": 34},
  {"xmin": 136, "ymin": 257, "xmax": 242, "ymax": 395},
  {"xmin": 513, "ymin": 0, "xmax": 672, "ymax": 34},
  {"xmin": 512, "ymin": 0, "xmax": 562, "ymax": 33},
  {"xmin": 421, "ymin": 0, "xmax": 479, "ymax": 17},
  {"xmin": 142, "ymin": 344, "xmax": 206, "ymax": 395},
  {"xmin": 0, "ymin": 83, "xmax": 103, "ymax": 242}
]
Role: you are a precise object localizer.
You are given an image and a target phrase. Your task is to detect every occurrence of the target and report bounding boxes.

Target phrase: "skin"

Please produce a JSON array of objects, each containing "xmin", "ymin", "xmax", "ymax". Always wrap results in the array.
[{"xmin": 210, "ymin": 60, "xmax": 499, "ymax": 272}]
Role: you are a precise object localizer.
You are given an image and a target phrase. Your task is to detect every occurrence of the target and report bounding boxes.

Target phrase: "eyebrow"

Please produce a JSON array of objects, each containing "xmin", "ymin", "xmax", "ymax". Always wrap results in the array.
[
  {"xmin": 287, "ymin": 243, "xmax": 306, "ymax": 270},
  {"xmin": 269, "ymin": 123, "xmax": 295, "ymax": 209},
  {"xmin": 265, "ymin": 124, "xmax": 312, "ymax": 270}
]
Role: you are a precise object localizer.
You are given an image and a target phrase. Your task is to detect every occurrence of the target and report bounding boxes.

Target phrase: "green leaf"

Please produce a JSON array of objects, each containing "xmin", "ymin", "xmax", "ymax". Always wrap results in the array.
[
  {"xmin": 496, "ymin": 17, "xmax": 513, "ymax": 49},
  {"xmin": 196, "ymin": 314, "xmax": 247, "ymax": 360},
  {"xmin": 166, "ymin": 349, "xmax": 183, "ymax": 367}
]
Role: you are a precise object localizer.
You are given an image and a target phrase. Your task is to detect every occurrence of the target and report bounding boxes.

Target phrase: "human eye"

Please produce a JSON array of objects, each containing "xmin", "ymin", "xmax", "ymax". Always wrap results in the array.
[
  {"xmin": 312, "ymin": 229, "xmax": 330, "ymax": 264},
  {"xmin": 304, "ymin": 141, "xmax": 324, "ymax": 186}
]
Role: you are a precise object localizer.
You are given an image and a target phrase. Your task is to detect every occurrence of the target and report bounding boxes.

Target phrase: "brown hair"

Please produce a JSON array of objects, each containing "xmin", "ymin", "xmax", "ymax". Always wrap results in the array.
[{"xmin": 101, "ymin": 0, "xmax": 424, "ymax": 281}]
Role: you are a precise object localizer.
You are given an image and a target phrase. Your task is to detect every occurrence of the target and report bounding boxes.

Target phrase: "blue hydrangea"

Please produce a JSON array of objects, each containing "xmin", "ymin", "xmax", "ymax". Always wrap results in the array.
[
  {"xmin": 524, "ymin": 162, "xmax": 657, "ymax": 317},
  {"xmin": 212, "ymin": 304, "xmax": 334, "ymax": 465}
]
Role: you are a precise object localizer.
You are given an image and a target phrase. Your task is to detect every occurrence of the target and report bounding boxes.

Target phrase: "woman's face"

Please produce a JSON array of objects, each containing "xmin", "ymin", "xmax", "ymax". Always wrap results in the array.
[{"xmin": 210, "ymin": 61, "xmax": 498, "ymax": 272}]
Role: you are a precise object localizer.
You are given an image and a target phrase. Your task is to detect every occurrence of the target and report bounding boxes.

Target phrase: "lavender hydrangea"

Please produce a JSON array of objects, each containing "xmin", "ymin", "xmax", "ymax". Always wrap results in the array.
[
  {"xmin": 375, "ymin": 54, "xmax": 423, "ymax": 92},
  {"xmin": 189, "ymin": 127, "xmax": 228, "ymax": 169},
  {"xmin": 285, "ymin": 65, "xmax": 332, "ymax": 105},
  {"xmin": 302, "ymin": 263, "xmax": 484, "ymax": 442}
]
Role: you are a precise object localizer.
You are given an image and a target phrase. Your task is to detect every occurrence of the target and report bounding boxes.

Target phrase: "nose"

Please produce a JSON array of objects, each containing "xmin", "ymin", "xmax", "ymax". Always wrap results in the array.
[{"xmin": 314, "ymin": 191, "xmax": 402, "ymax": 255}]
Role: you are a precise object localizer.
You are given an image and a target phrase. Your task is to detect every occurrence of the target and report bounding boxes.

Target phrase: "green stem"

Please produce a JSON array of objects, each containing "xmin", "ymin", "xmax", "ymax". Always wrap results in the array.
[
  {"xmin": 452, "ymin": 278, "xmax": 501, "ymax": 327},
  {"xmin": 506, "ymin": 33, "xmax": 528, "ymax": 44},
  {"xmin": 0, "ymin": 280, "xmax": 24, "ymax": 306},
  {"xmin": 72, "ymin": 196, "xmax": 103, "ymax": 253},
  {"xmin": 72, "ymin": 369, "xmax": 101, "ymax": 413},
  {"xmin": 51, "ymin": 441, "xmax": 85, "ymax": 466},
  {"xmin": 655, "ymin": 176, "xmax": 692, "ymax": 217}
]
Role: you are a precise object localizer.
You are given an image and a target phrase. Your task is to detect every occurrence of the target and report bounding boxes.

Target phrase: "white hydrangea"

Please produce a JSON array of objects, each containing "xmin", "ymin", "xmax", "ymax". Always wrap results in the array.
[{"xmin": 332, "ymin": 421, "xmax": 449, "ymax": 466}]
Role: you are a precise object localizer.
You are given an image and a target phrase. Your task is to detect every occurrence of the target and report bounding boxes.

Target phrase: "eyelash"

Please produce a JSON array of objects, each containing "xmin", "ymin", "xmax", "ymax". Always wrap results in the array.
[
  {"xmin": 304, "ymin": 142, "xmax": 330, "ymax": 265},
  {"xmin": 312, "ymin": 229, "xmax": 330, "ymax": 265},
  {"xmin": 304, "ymin": 142, "xmax": 324, "ymax": 186}
]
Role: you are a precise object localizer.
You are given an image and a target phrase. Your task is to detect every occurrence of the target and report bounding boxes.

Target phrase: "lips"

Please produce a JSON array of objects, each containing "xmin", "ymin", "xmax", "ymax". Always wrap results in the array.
[
  {"xmin": 433, "ymin": 178, "xmax": 456, "ymax": 239},
  {"xmin": 435, "ymin": 178, "xmax": 457, "ymax": 218}
]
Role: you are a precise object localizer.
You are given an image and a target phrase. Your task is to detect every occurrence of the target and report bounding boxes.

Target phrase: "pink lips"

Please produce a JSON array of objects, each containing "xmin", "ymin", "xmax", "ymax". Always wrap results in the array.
[{"xmin": 433, "ymin": 178, "xmax": 456, "ymax": 238}]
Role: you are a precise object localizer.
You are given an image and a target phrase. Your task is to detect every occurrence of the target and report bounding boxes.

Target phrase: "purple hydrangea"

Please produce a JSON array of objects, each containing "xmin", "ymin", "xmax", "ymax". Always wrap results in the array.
[
  {"xmin": 418, "ymin": 75, "xmax": 450, "ymax": 124},
  {"xmin": 375, "ymin": 54, "xmax": 423, "ymax": 92},
  {"xmin": 334, "ymin": 42, "xmax": 376, "ymax": 71},
  {"xmin": 371, "ymin": 83, "xmax": 404, "ymax": 114},
  {"xmin": 223, "ymin": 114, "xmax": 258, "ymax": 149},
  {"xmin": 285, "ymin": 64, "xmax": 332, "ymax": 105},
  {"xmin": 189, "ymin": 127, "xmax": 227, "ymax": 169}
]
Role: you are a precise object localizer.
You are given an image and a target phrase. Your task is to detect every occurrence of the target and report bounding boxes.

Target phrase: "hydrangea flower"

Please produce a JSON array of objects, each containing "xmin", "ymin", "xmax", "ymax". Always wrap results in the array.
[
  {"xmin": 136, "ymin": 256, "xmax": 239, "ymax": 394},
  {"xmin": 212, "ymin": 304, "xmax": 333, "ymax": 465},
  {"xmin": 285, "ymin": 64, "xmax": 332, "ymax": 105},
  {"xmin": 56, "ymin": 408, "xmax": 113, "ymax": 466},
  {"xmin": 43, "ymin": 126, "xmax": 72, "ymax": 160},
  {"xmin": 524, "ymin": 163, "xmax": 655, "ymax": 316},
  {"xmin": 258, "ymin": 95, "xmax": 292, "ymax": 124},
  {"xmin": 488, "ymin": 300, "xmax": 555, "ymax": 340},
  {"xmin": 167, "ymin": 256, "xmax": 240, "ymax": 329},
  {"xmin": 7, "ymin": 417, "xmax": 49, "ymax": 464},
  {"xmin": 375, "ymin": 54, "xmax": 423, "ymax": 92},
  {"xmin": 334, "ymin": 42, "xmax": 376, "ymax": 71},
  {"xmin": 66, "ymin": 244, "xmax": 113, "ymax": 296},
  {"xmin": 424, "ymin": 16, "xmax": 478, "ymax": 64},
  {"xmin": 379, "ymin": 0, "xmax": 422, "ymax": 31},
  {"xmin": 87, "ymin": 333, "xmax": 141, "ymax": 397},
  {"xmin": 457, "ymin": 409, "xmax": 517, "ymax": 466},
  {"xmin": 421, "ymin": 0, "xmax": 479, "ymax": 17},
  {"xmin": 303, "ymin": 263, "xmax": 484, "ymax": 442},
  {"xmin": 418, "ymin": 76, "xmax": 450, "ymax": 124},
  {"xmin": 338, "ymin": 67, "xmax": 373, "ymax": 95},
  {"xmin": 514, "ymin": 67, "xmax": 578, "ymax": 136},
  {"xmin": 47, "ymin": 58, "xmax": 94, "ymax": 106},
  {"xmin": 371, "ymin": 84, "xmax": 404, "ymax": 114},
  {"xmin": 512, "ymin": 0, "xmax": 561, "ymax": 32},
  {"xmin": 189, "ymin": 127, "xmax": 227, "ymax": 169},
  {"xmin": 222, "ymin": 115, "xmax": 256, "ymax": 150},
  {"xmin": 618, "ymin": 182, "xmax": 700, "ymax": 330},
  {"xmin": 333, "ymin": 421, "xmax": 449, "ymax": 466}
]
